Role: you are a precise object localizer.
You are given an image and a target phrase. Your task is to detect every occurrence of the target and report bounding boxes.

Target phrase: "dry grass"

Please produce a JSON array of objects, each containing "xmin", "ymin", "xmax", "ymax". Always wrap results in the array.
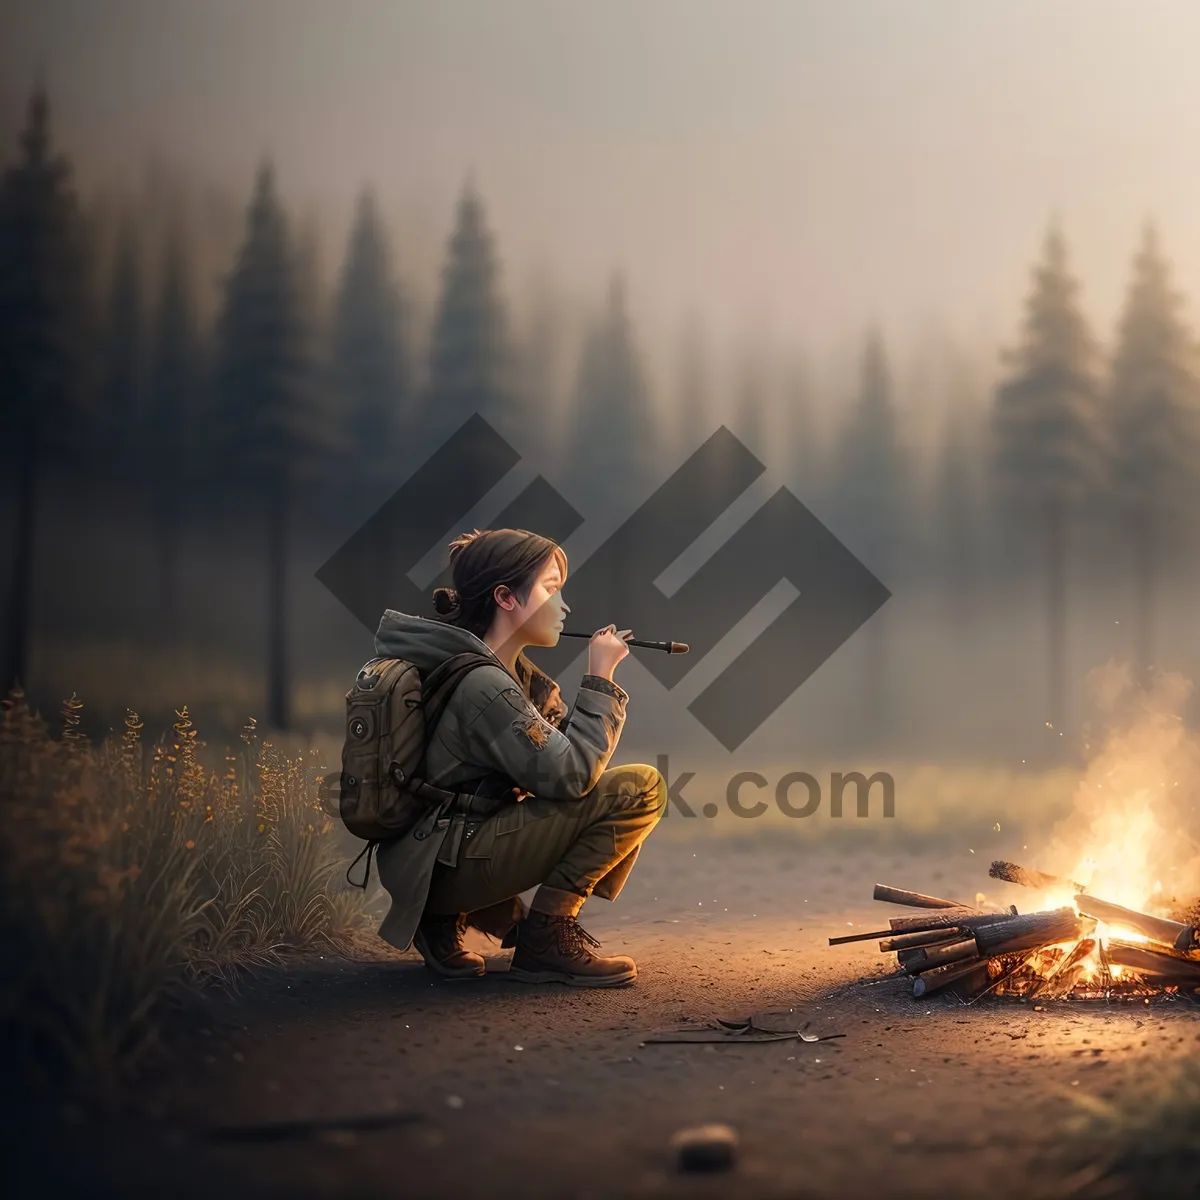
[{"xmin": 0, "ymin": 684, "xmax": 372, "ymax": 1100}]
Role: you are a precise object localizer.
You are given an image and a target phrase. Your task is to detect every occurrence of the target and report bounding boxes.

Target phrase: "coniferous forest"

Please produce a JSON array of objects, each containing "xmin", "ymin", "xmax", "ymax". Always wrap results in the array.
[{"xmin": 3, "ymin": 84, "xmax": 1200, "ymax": 766}]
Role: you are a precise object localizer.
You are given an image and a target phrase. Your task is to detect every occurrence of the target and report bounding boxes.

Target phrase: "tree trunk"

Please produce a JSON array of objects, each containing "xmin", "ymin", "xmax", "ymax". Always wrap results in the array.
[
  {"xmin": 1133, "ymin": 507, "xmax": 1155, "ymax": 675},
  {"xmin": 4, "ymin": 434, "xmax": 40, "ymax": 692},
  {"xmin": 1045, "ymin": 500, "xmax": 1066, "ymax": 734},
  {"xmin": 266, "ymin": 479, "xmax": 291, "ymax": 730},
  {"xmin": 864, "ymin": 606, "xmax": 888, "ymax": 744},
  {"xmin": 154, "ymin": 480, "xmax": 181, "ymax": 643}
]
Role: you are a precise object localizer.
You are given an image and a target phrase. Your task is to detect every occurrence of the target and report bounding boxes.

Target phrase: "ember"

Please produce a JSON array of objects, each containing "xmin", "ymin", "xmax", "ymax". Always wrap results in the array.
[{"xmin": 832, "ymin": 872, "xmax": 1200, "ymax": 1002}]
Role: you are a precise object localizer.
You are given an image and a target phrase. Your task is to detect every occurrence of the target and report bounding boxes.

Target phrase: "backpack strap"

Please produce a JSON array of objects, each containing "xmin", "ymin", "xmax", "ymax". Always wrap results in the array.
[
  {"xmin": 398, "ymin": 652, "xmax": 499, "ymax": 805},
  {"xmin": 346, "ymin": 839, "xmax": 380, "ymax": 890},
  {"xmin": 345, "ymin": 651, "xmax": 497, "ymax": 892}
]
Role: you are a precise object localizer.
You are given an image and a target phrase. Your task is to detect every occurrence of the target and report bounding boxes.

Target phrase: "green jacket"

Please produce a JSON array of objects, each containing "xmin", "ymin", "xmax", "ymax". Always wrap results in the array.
[{"xmin": 370, "ymin": 609, "xmax": 629, "ymax": 950}]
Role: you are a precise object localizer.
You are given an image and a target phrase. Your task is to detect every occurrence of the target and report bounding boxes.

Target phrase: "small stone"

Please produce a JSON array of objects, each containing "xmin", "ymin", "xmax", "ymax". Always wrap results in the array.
[
  {"xmin": 670, "ymin": 1123, "xmax": 738, "ymax": 1172},
  {"xmin": 446, "ymin": 1095, "xmax": 465, "ymax": 1110}
]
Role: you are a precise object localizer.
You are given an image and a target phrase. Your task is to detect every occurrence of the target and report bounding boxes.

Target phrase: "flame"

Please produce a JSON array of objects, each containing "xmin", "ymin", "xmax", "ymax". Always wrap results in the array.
[
  {"xmin": 1010, "ymin": 664, "xmax": 1200, "ymax": 991},
  {"xmin": 981, "ymin": 666, "xmax": 1200, "ymax": 997}
]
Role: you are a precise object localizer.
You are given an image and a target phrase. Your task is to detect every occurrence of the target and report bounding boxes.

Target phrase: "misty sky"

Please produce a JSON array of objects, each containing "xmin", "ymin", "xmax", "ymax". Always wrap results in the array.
[{"xmin": 6, "ymin": 0, "xmax": 1200, "ymax": 397}]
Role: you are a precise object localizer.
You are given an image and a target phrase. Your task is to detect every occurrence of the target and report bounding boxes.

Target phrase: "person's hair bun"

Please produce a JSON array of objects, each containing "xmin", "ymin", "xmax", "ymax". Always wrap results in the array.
[{"xmin": 432, "ymin": 586, "xmax": 461, "ymax": 616}]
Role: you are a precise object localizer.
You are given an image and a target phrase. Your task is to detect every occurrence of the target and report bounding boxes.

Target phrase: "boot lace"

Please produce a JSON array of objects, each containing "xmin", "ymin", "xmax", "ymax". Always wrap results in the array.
[{"xmin": 553, "ymin": 916, "xmax": 603, "ymax": 959}]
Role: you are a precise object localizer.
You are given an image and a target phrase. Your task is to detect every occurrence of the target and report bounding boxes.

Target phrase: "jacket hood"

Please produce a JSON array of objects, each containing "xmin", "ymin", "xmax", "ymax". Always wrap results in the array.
[
  {"xmin": 374, "ymin": 609, "xmax": 507, "ymax": 676},
  {"xmin": 372, "ymin": 609, "xmax": 570, "ymax": 726}
]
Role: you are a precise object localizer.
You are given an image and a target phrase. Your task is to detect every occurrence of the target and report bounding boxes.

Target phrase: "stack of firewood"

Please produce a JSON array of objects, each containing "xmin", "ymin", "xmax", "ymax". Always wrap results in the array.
[{"xmin": 831, "ymin": 866, "xmax": 1200, "ymax": 1001}]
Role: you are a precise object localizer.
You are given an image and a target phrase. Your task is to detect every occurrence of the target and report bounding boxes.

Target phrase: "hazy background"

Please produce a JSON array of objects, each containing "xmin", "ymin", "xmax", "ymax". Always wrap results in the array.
[
  {"xmin": 8, "ymin": 1, "xmax": 1200, "ymax": 379},
  {"xmin": 4, "ymin": 0, "xmax": 1200, "ymax": 814}
]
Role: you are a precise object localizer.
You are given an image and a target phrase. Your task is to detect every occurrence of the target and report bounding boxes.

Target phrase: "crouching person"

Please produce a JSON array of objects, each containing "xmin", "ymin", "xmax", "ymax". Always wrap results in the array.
[{"xmin": 371, "ymin": 527, "xmax": 667, "ymax": 987}]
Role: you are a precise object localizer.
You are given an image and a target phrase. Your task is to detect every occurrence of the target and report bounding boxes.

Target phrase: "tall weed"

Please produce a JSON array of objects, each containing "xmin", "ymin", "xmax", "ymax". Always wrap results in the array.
[{"xmin": 0, "ymin": 686, "xmax": 370, "ymax": 1096}]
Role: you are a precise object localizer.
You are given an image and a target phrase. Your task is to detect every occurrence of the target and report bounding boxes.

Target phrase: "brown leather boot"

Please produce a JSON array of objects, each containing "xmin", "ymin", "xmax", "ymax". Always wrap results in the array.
[
  {"xmin": 508, "ymin": 911, "xmax": 637, "ymax": 987},
  {"xmin": 413, "ymin": 912, "xmax": 485, "ymax": 979}
]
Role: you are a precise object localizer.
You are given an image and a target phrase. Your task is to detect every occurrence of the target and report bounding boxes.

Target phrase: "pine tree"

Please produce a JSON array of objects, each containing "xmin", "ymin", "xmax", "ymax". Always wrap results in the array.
[
  {"xmin": 732, "ymin": 346, "xmax": 769, "ymax": 460},
  {"xmin": 566, "ymin": 273, "xmax": 659, "ymax": 520},
  {"xmin": 293, "ymin": 213, "xmax": 342, "ymax": 497},
  {"xmin": 991, "ymin": 223, "xmax": 1107, "ymax": 730},
  {"xmin": 146, "ymin": 216, "xmax": 201, "ymax": 633},
  {"xmin": 830, "ymin": 328, "xmax": 910, "ymax": 575},
  {"xmin": 0, "ymin": 84, "xmax": 89, "ymax": 692},
  {"xmin": 932, "ymin": 406, "xmax": 980, "ymax": 622},
  {"xmin": 421, "ymin": 181, "xmax": 517, "ymax": 449},
  {"xmin": 514, "ymin": 268, "xmax": 572, "ymax": 463},
  {"xmin": 829, "ymin": 328, "xmax": 910, "ymax": 741},
  {"xmin": 214, "ymin": 161, "xmax": 326, "ymax": 730},
  {"xmin": 673, "ymin": 313, "xmax": 712, "ymax": 457},
  {"xmin": 332, "ymin": 189, "xmax": 407, "ymax": 477},
  {"xmin": 782, "ymin": 356, "xmax": 820, "ymax": 499},
  {"xmin": 1109, "ymin": 222, "xmax": 1200, "ymax": 669},
  {"xmin": 98, "ymin": 214, "xmax": 146, "ymax": 471}
]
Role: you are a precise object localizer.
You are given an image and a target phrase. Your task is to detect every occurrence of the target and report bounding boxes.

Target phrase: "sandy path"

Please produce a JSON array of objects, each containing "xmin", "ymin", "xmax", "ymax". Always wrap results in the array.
[{"xmin": 26, "ymin": 830, "xmax": 1200, "ymax": 1199}]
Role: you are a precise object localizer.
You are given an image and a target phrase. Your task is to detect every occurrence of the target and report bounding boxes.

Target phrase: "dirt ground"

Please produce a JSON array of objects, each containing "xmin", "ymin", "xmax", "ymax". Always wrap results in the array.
[{"xmin": 17, "ymin": 828, "xmax": 1200, "ymax": 1200}]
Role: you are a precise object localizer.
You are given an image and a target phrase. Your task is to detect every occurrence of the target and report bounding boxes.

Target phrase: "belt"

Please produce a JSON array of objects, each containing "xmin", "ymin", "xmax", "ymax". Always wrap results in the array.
[
  {"xmin": 433, "ymin": 778, "xmax": 513, "ymax": 868},
  {"xmin": 436, "ymin": 811, "xmax": 488, "ymax": 868}
]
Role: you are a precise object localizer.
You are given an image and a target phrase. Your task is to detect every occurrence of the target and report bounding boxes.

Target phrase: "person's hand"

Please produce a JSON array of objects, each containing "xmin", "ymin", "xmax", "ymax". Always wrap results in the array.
[{"xmin": 587, "ymin": 624, "xmax": 633, "ymax": 679}]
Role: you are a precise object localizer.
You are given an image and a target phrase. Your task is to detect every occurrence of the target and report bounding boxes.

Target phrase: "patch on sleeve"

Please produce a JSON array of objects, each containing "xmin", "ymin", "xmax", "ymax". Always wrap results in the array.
[{"xmin": 512, "ymin": 714, "xmax": 553, "ymax": 750}]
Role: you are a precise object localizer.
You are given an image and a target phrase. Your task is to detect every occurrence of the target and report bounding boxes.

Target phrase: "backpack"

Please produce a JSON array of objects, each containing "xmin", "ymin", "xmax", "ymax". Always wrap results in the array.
[{"xmin": 336, "ymin": 650, "xmax": 497, "ymax": 889}]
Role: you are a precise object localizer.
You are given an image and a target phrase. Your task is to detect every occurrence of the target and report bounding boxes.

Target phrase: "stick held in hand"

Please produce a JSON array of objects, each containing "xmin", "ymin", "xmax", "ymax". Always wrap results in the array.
[{"xmin": 558, "ymin": 630, "xmax": 689, "ymax": 654}]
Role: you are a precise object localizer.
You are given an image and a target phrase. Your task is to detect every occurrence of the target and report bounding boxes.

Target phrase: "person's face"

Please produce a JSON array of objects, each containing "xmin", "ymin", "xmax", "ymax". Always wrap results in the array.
[{"xmin": 497, "ymin": 556, "xmax": 569, "ymax": 648}]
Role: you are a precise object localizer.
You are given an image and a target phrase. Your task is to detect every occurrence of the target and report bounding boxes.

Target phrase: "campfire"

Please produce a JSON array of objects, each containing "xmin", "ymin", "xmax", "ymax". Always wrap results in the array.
[{"xmin": 832, "ymin": 865, "xmax": 1200, "ymax": 1002}]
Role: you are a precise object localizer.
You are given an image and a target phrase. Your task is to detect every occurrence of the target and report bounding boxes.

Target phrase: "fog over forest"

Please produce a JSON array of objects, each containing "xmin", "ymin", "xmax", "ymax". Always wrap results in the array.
[{"xmin": 4, "ymin": 1, "xmax": 1200, "ymax": 785}]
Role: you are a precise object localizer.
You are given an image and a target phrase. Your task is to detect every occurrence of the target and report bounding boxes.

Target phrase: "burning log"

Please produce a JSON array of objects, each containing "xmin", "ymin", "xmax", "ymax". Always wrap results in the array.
[
  {"xmin": 878, "ymin": 928, "xmax": 965, "ymax": 953},
  {"xmin": 899, "ymin": 937, "xmax": 979, "ymax": 974},
  {"xmin": 1073, "ymin": 895, "xmax": 1200, "ymax": 953},
  {"xmin": 944, "ymin": 960, "xmax": 994, "ymax": 1000},
  {"xmin": 830, "ymin": 928, "xmax": 914, "ymax": 946},
  {"xmin": 973, "ymin": 908, "xmax": 1089, "ymax": 957},
  {"xmin": 886, "ymin": 908, "xmax": 1017, "ymax": 935},
  {"xmin": 912, "ymin": 956, "xmax": 985, "ymax": 998},
  {"xmin": 872, "ymin": 884, "xmax": 973, "ymax": 910},
  {"xmin": 829, "ymin": 909, "xmax": 1013, "ymax": 946},
  {"xmin": 967, "ymin": 951, "xmax": 1042, "ymax": 1003},
  {"xmin": 989, "ymin": 860, "xmax": 1085, "ymax": 893},
  {"xmin": 1106, "ymin": 941, "xmax": 1200, "ymax": 983},
  {"xmin": 1027, "ymin": 938, "xmax": 1096, "ymax": 1000},
  {"xmin": 837, "ymin": 871, "xmax": 1200, "ymax": 1002}
]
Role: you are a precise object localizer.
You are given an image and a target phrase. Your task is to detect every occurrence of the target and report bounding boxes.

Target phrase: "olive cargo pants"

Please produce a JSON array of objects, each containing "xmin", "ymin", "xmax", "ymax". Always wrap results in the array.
[{"xmin": 423, "ymin": 763, "xmax": 667, "ymax": 918}]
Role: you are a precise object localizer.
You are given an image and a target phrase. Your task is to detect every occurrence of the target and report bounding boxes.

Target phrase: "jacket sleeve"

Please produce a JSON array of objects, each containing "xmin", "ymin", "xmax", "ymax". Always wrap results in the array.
[{"xmin": 448, "ymin": 668, "xmax": 629, "ymax": 802}]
